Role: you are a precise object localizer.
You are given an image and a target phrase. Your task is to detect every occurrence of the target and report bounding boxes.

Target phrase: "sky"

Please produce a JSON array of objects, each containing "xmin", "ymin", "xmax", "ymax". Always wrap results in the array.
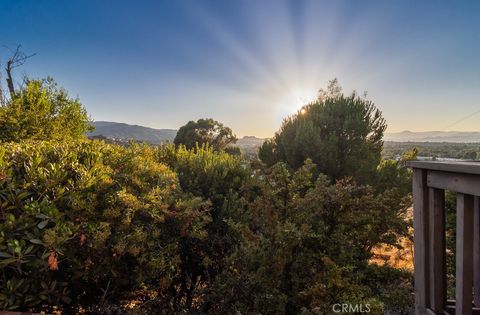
[{"xmin": 1, "ymin": 0, "xmax": 480, "ymax": 137}]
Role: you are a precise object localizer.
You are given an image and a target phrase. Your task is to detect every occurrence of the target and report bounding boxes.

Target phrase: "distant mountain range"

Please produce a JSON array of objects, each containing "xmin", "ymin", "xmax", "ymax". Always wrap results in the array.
[
  {"xmin": 88, "ymin": 121, "xmax": 177, "ymax": 144},
  {"xmin": 88, "ymin": 121, "xmax": 265, "ymax": 147},
  {"xmin": 384, "ymin": 131, "xmax": 480, "ymax": 143},
  {"xmin": 89, "ymin": 122, "xmax": 480, "ymax": 145}
]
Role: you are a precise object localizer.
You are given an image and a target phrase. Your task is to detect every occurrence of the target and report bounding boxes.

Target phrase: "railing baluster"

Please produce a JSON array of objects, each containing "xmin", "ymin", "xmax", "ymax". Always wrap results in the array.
[
  {"xmin": 413, "ymin": 169, "xmax": 430, "ymax": 314},
  {"xmin": 407, "ymin": 161, "xmax": 480, "ymax": 314},
  {"xmin": 456, "ymin": 193, "xmax": 474, "ymax": 315},
  {"xmin": 429, "ymin": 188, "xmax": 446, "ymax": 313},
  {"xmin": 474, "ymin": 196, "xmax": 480, "ymax": 307}
]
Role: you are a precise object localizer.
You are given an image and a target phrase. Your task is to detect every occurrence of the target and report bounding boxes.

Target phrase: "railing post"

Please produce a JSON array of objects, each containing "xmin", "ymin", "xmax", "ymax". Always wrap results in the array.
[
  {"xmin": 413, "ymin": 168, "xmax": 429, "ymax": 314},
  {"xmin": 408, "ymin": 161, "xmax": 480, "ymax": 314},
  {"xmin": 456, "ymin": 193, "xmax": 474, "ymax": 315},
  {"xmin": 429, "ymin": 187, "xmax": 446, "ymax": 313},
  {"xmin": 474, "ymin": 196, "xmax": 480, "ymax": 307}
]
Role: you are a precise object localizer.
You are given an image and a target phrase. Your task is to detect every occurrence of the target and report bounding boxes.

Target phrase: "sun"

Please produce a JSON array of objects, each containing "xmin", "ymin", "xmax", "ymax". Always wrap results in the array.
[
  {"xmin": 279, "ymin": 87, "xmax": 318, "ymax": 115},
  {"xmin": 273, "ymin": 86, "xmax": 319, "ymax": 124}
]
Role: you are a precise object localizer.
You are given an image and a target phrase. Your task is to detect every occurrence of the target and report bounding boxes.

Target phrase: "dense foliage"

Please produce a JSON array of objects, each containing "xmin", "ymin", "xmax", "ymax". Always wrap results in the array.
[
  {"xmin": 0, "ymin": 78, "xmax": 415, "ymax": 314},
  {"xmin": 0, "ymin": 140, "xmax": 218, "ymax": 312},
  {"xmin": 259, "ymin": 90, "xmax": 386, "ymax": 185},
  {"xmin": 0, "ymin": 78, "xmax": 93, "ymax": 142},
  {"xmin": 207, "ymin": 161, "xmax": 413, "ymax": 314},
  {"xmin": 174, "ymin": 118, "xmax": 237, "ymax": 151}
]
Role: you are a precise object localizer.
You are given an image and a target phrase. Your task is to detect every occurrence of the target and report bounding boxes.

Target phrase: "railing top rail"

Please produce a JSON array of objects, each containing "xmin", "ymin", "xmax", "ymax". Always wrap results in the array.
[{"xmin": 406, "ymin": 160, "xmax": 480, "ymax": 175}]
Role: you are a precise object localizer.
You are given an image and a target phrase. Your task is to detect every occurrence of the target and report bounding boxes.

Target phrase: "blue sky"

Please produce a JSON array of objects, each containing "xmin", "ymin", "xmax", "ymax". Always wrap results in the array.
[{"xmin": 1, "ymin": 0, "xmax": 480, "ymax": 137}]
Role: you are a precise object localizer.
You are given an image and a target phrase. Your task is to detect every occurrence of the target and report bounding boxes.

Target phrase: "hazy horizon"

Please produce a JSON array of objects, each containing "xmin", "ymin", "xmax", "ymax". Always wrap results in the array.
[
  {"xmin": 2, "ymin": 0, "xmax": 480, "ymax": 138},
  {"xmin": 91, "ymin": 120, "xmax": 480, "ymax": 141}
]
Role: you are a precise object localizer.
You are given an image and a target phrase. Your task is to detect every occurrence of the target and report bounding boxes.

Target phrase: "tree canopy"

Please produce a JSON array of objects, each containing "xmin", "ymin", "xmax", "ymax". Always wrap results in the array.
[
  {"xmin": 259, "ymin": 80, "xmax": 386, "ymax": 185},
  {"xmin": 174, "ymin": 118, "xmax": 237, "ymax": 151},
  {"xmin": 0, "ymin": 77, "xmax": 92, "ymax": 142}
]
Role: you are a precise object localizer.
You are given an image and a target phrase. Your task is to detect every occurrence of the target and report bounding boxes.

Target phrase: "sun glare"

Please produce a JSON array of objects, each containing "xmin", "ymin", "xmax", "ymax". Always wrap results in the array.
[{"xmin": 279, "ymin": 87, "xmax": 318, "ymax": 116}]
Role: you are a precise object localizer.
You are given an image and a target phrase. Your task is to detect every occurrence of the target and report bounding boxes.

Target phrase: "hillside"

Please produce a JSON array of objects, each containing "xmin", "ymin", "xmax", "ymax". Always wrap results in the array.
[
  {"xmin": 88, "ymin": 121, "xmax": 265, "ymax": 151},
  {"xmin": 88, "ymin": 121, "xmax": 177, "ymax": 144},
  {"xmin": 236, "ymin": 135, "xmax": 264, "ymax": 149}
]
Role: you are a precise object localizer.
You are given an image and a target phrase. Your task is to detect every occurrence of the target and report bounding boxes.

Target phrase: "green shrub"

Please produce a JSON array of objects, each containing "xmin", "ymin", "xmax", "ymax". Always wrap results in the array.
[
  {"xmin": 155, "ymin": 144, "xmax": 249, "ymax": 309},
  {"xmin": 0, "ymin": 140, "xmax": 211, "ymax": 312},
  {"xmin": 205, "ymin": 161, "xmax": 413, "ymax": 314},
  {"xmin": 0, "ymin": 78, "xmax": 93, "ymax": 143}
]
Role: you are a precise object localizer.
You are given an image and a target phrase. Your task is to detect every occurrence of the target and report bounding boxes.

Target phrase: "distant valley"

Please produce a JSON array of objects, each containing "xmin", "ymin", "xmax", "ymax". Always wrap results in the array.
[{"xmin": 384, "ymin": 131, "xmax": 480, "ymax": 143}]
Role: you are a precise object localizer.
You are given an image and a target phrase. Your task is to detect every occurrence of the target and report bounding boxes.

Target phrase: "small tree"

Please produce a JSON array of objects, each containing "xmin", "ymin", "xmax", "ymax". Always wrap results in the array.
[
  {"xmin": 259, "ymin": 80, "xmax": 386, "ymax": 185},
  {"xmin": 174, "ymin": 118, "xmax": 237, "ymax": 151},
  {"xmin": 0, "ymin": 77, "xmax": 93, "ymax": 142}
]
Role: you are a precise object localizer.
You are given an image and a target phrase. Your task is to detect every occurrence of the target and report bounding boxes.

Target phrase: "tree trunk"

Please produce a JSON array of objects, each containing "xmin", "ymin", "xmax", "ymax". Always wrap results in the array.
[
  {"xmin": 0, "ymin": 60, "xmax": 3, "ymax": 105},
  {"xmin": 6, "ymin": 60, "xmax": 15, "ymax": 98}
]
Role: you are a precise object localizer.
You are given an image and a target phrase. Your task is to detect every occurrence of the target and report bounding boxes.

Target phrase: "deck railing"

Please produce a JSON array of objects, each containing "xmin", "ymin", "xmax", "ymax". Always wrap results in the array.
[{"xmin": 407, "ymin": 161, "xmax": 480, "ymax": 315}]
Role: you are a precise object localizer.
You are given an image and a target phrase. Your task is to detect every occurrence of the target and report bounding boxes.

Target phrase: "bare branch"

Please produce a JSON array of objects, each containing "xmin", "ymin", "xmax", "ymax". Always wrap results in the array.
[
  {"xmin": 6, "ymin": 45, "xmax": 37, "ymax": 70},
  {"xmin": 4, "ymin": 45, "xmax": 36, "ymax": 98}
]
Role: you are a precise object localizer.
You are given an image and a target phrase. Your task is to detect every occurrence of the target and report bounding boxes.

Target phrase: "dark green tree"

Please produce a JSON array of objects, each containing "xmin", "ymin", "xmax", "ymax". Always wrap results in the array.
[
  {"xmin": 0, "ymin": 77, "xmax": 93, "ymax": 142},
  {"xmin": 259, "ymin": 80, "xmax": 386, "ymax": 185},
  {"xmin": 174, "ymin": 118, "xmax": 237, "ymax": 151}
]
